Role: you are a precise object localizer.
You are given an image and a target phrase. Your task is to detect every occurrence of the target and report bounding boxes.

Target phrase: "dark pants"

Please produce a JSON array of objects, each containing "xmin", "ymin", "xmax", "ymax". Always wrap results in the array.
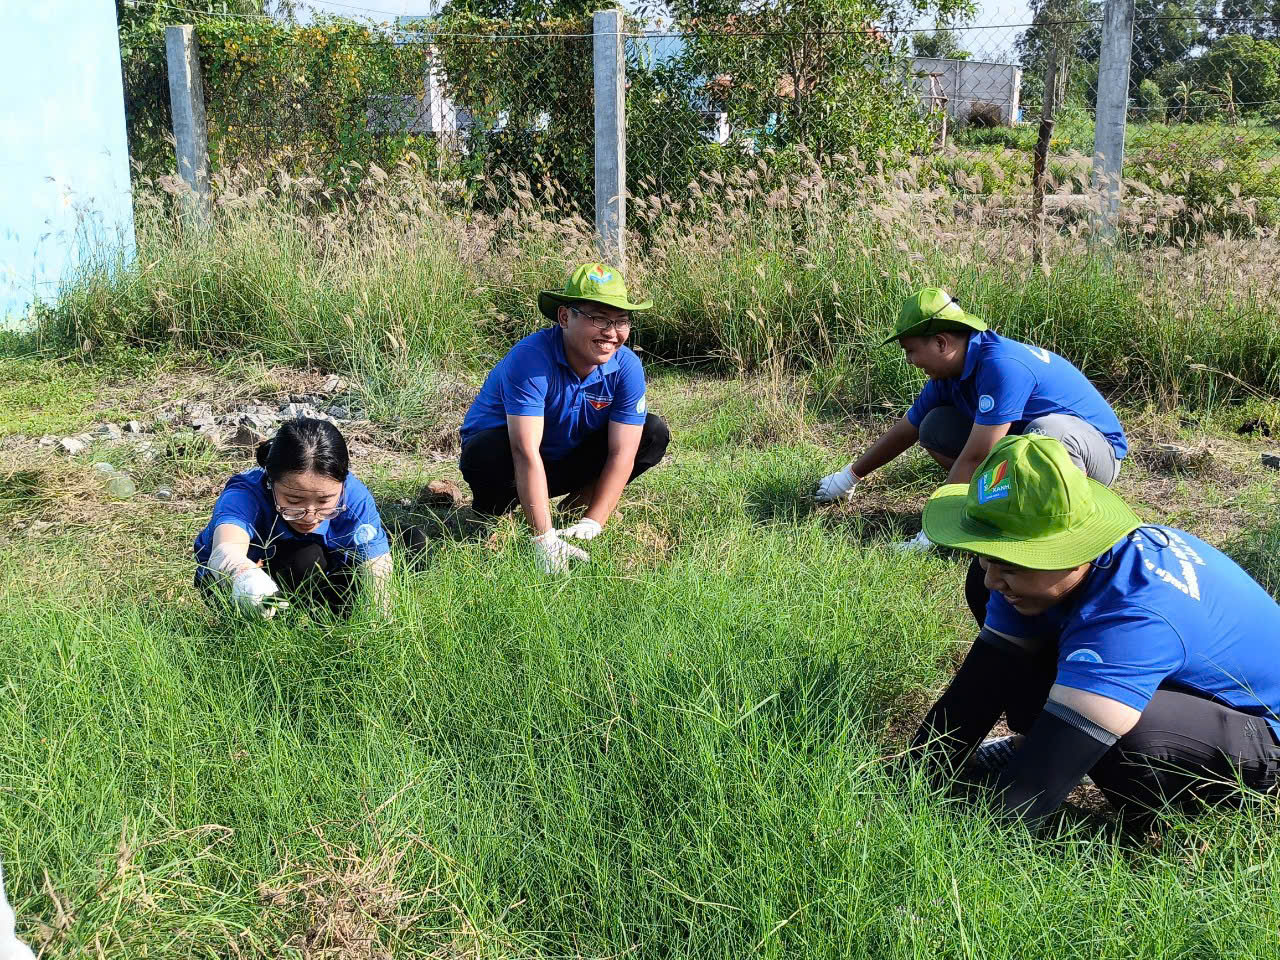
[
  {"xmin": 265, "ymin": 540, "xmax": 358, "ymax": 615},
  {"xmin": 197, "ymin": 539, "xmax": 357, "ymax": 617},
  {"xmin": 949, "ymin": 627, "xmax": 1280, "ymax": 820},
  {"xmin": 458, "ymin": 413, "xmax": 670, "ymax": 517}
]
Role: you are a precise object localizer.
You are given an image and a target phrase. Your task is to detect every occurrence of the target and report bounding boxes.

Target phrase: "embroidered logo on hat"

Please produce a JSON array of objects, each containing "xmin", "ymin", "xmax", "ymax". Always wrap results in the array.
[
  {"xmin": 588, "ymin": 265, "xmax": 613, "ymax": 285},
  {"xmin": 976, "ymin": 460, "xmax": 1010, "ymax": 504}
]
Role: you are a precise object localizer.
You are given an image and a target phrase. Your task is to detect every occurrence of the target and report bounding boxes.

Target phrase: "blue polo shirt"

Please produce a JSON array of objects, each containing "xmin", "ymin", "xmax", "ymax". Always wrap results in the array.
[
  {"xmin": 984, "ymin": 526, "xmax": 1280, "ymax": 740},
  {"xmin": 906, "ymin": 331, "xmax": 1128, "ymax": 459},
  {"xmin": 460, "ymin": 326, "xmax": 648, "ymax": 461},
  {"xmin": 193, "ymin": 467, "xmax": 390, "ymax": 579}
]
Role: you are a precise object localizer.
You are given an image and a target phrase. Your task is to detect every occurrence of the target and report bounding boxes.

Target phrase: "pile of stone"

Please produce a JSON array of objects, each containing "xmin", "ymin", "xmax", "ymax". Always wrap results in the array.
[{"xmin": 36, "ymin": 377, "xmax": 366, "ymax": 501}]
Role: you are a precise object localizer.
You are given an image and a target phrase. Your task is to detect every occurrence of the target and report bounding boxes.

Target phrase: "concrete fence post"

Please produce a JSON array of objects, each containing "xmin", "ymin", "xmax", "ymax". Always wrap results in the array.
[
  {"xmin": 593, "ymin": 9, "xmax": 625, "ymax": 269},
  {"xmin": 1091, "ymin": 0, "xmax": 1135, "ymax": 236},
  {"xmin": 165, "ymin": 25, "xmax": 212, "ymax": 228}
]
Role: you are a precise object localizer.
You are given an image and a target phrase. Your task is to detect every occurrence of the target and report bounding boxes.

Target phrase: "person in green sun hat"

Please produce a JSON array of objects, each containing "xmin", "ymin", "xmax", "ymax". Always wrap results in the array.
[
  {"xmin": 459, "ymin": 263, "xmax": 670, "ymax": 573},
  {"xmin": 906, "ymin": 434, "xmax": 1280, "ymax": 832},
  {"xmin": 814, "ymin": 287, "xmax": 1128, "ymax": 554}
]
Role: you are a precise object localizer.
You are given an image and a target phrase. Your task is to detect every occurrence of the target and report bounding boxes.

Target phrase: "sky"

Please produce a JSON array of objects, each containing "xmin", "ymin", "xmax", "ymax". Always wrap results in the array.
[{"xmin": 301, "ymin": 0, "xmax": 1036, "ymax": 60}]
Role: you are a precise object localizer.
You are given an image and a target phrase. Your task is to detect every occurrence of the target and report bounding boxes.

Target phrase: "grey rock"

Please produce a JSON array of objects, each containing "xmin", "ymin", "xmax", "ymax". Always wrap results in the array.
[
  {"xmin": 58, "ymin": 436, "xmax": 88, "ymax": 455},
  {"xmin": 1262, "ymin": 453, "xmax": 1280, "ymax": 470},
  {"xmin": 93, "ymin": 461, "xmax": 119, "ymax": 475},
  {"xmin": 348, "ymin": 409, "xmax": 368, "ymax": 422},
  {"xmin": 231, "ymin": 423, "xmax": 268, "ymax": 449},
  {"xmin": 155, "ymin": 487, "xmax": 174, "ymax": 501},
  {"xmin": 38, "ymin": 434, "xmax": 57, "ymax": 448},
  {"xmin": 95, "ymin": 423, "xmax": 123, "ymax": 441},
  {"xmin": 321, "ymin": 375, "xmax": 343, "ymax": 394},
  {"xmin": 324, "ymin": 403, "xmax": 350, "ymax": 420},
  {"xmin": 125, "ymin": 420, "xmax": 145, "ymax": 434},
  {"xmin": 240, "ymin": 412, "xmax": 277, "ymax": 431},
  {"xmin": 155, "ymin": 409, "xmax": 177, "ymax": 424},
  {"xmin": 280, "ymin": 402, "xmax": 324, "ymax": 420}
]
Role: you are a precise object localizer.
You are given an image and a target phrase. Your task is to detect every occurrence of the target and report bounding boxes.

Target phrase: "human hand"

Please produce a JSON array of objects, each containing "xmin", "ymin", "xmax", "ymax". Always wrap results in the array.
[
  {"xmin": 559, "ymin": 517, "xmax": 603, "ymax": 541},
  {"xmin": 532, "ymin": 530, "xmax": 590, "ymax": 573},
  {"xmin": 231, "ymin": 566, "xmax": 286, "ymax": 618},
  {"xmin": 891, "ymin": 530, "xmax": 934, "ymax": 553},
  {"xmin": 814, "ymin": 464, "xmax": 859, "ymax": 503}
]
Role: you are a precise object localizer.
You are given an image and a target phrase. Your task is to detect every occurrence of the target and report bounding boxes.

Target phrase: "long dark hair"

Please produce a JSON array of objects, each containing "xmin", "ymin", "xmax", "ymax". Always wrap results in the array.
[{"xmin": 255, "ymin": 418, "xmax": 349, "ymax": 483}]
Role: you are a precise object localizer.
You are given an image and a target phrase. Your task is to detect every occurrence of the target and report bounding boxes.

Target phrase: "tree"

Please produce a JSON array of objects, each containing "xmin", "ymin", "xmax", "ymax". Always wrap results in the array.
[
  {"xmin": 1195, "ymin": 34, "xmax": 1280, "ymax": 111},
  {"xmin": 644, "ymin": 0, "xmax": 976, "ymax": 164},
  {"xmin": 913, "ymin": 24, "xmax": 971, "ymax": 60}
]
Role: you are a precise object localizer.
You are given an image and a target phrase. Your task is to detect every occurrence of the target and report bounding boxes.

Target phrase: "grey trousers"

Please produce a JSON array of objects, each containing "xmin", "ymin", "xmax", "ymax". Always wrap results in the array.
[{"xmin": 918, "ymin": 406, "xmax": 1123, "ymax": 486}]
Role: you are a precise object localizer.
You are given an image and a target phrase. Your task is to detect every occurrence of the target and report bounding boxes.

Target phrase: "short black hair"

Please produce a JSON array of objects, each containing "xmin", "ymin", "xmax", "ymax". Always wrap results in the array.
[{"xmin": 255, "ymin": 418, "xmax": 349, "ymax": 484}]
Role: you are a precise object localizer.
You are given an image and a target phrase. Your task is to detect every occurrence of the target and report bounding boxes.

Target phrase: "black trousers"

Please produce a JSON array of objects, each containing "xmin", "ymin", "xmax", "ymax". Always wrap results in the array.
[
  {"xmin": 458, "ymin": 413, "xmax": 670, "ymax": 517},
  {"xmin": 943, "ymin": 634, "xmax": 1280, "ymax": 819},
  {"xmin": 197, "ymin": 539, "xmax": 358, "ymax": 617}
]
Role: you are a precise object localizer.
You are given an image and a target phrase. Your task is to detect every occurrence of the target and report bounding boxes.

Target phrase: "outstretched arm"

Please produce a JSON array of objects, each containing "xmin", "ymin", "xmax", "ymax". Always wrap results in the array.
[
  {"xmin": 507, "ymin": 414, "xmax": 553, "ymax": 535},
  {"xmin": 850, "ymin": 416, "xmax": 921, "ymax": 480},
  {"xmin": 581, "ymin": 420, "xmax": 643, "ymax": 528},
  {"xmin": 992, "ymin": 686, "xmax": 1139, "ymax": 831}
]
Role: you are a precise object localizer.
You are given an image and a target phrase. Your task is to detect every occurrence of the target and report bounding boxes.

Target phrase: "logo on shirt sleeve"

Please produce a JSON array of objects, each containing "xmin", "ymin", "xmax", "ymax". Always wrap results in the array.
[
  {"xmin": 1065, "ymin": 648, "xmax": 1103, "ymax": 664},
  {"xmin": 977, "ymin": 394, "xmax": 995, "ymax": 414},
  {"xmin": 636, "ymin": 396, "xmax": 646, "ymax": 414},
  {"xmin": 354, "ymin": 523, "xmax": 380, "ymax": 545},
  {"xmin": 976, "ymin": 460, "xmax": 1011, "ymax": 504}
]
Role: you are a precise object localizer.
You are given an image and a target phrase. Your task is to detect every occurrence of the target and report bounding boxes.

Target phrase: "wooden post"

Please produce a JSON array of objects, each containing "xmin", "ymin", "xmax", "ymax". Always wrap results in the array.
[
  {"xmin": 1032, "ymin": 50, "xmax": 1059, "ymax": 263},
  {"xmin": 1091, "ymin": 0, "xmax": 1136, "ymax": 237},
  {"xmin": 593, "ymin": 9, "xmax": 626, "ymax": 268},
  {"xmin": 165, "ymin": 25, "xmax": 212, "ymax": 228}
]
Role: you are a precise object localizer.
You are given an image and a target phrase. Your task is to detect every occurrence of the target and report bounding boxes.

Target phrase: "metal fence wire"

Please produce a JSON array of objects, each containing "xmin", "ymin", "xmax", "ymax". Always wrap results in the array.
[{"xmin": 133, "ymin": 9, "xmax": 1280, "ymax": 227}]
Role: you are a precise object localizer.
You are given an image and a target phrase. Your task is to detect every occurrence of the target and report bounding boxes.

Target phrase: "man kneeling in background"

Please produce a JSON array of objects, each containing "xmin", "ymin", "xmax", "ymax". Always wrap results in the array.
[{"xmin": 459, "ymin": 263, "xmax": 670, "ymax": 573}]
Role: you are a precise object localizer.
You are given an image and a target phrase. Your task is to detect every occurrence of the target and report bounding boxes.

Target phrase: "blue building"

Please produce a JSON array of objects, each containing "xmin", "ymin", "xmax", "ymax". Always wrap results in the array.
[{"xmin": 0, "ymin": 2, "xmax": 135, "ymax": 328}]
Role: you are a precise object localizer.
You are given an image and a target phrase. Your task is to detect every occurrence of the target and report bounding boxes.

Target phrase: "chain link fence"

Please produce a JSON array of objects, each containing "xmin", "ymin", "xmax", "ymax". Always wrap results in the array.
[{"xmin": 129, "ymin": 7, "xmax": 1280, "ymax": 231}]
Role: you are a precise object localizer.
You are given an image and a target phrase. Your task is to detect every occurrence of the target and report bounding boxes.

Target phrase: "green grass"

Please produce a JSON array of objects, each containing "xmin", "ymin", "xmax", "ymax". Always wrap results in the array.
[
  {"xmin": 26, "ymin": 159, "xmax": 1280, "ymax": 422},
  {"xmin": 3, "ymin": 356, "xmax": 1280, "ymax": 956}
]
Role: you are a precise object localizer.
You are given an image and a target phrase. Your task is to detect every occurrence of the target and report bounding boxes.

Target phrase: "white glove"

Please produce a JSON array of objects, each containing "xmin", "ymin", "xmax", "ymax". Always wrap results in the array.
[
  {"xmin": 0, "ymin": 863, "xmax": 35, "ymax": 960},
  {"xmin": 230, "ymin": 566, "xmax": 284, "ymax": 618},
  {"xmin": 892, "ymin": 530, "xmax": 934, "ymax": 553},
  {"xmin": 532, "ymin": 530, "xmax": 590, "ymax": 574},
  {"xmin": 559, "ymin": 517, "xmax": 603, "ymax": 541},
  {"xmin": 815, "ymin": 464, "xmax": 859, "ymax": 503}
]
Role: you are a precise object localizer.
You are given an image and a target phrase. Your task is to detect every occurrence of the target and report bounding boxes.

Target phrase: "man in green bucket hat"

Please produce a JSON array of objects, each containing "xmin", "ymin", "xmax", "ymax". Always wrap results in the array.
[
  {"xmin": 907, "ymin": 434, "xmax": 1280, "ymax": 831},
  {"xmin": 459, "ymin": 263, "xmax": 669, "ymax": 573},
  {"xmin": 815, "ymin": 287, "xmax": 1128, "ymax": 552}
]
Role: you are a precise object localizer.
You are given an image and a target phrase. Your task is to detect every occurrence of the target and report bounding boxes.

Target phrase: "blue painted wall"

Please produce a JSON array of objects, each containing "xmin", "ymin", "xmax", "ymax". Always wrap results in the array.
[{"xmin": 0, "ymin": 1, "xmax": 136, "ymax": 328}]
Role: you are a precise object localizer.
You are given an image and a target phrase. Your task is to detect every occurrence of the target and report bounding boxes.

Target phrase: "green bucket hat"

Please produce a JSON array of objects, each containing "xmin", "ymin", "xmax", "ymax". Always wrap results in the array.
[
  {"xmin": 883, "ymin": 287, "xmax": 987, "ymax": 345},
  {"xmin": 538, "ymin": 263, "xmax": 653, "ymax": 321},
  {"xmin": 922, "ymin": 434, "xmax": 1141, "ymax": 570}
]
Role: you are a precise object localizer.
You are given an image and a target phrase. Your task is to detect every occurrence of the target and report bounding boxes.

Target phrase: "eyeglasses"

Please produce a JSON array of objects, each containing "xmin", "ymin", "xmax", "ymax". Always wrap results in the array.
[
  {"xmin": 268, "ymin": 483, "xmax": 347, "ymax": 521},
  {"xmin": 572, "ymin": 306, "xmax": 631, "ymax": 333}
]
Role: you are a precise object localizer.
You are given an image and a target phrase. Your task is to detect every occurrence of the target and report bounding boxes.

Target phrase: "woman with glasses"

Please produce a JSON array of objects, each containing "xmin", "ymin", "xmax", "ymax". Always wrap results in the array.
[
  {"xmin": 193, "ymin": 418, "xmax": 392, "ymax": 618},
  {"xmin": 459, "ymin": 263, "xmax": 669, "ymax": 573}
]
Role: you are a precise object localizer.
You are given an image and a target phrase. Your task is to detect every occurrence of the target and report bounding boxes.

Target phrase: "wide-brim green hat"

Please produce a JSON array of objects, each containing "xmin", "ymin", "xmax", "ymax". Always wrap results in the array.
[
  {"xmin": 922, "ymin": 434, "xmax": 1141, "ymax": 569},
  {"xmin": 538, "ymin": 262, "xmax": 653, "ymax": 321},
  {"xmin": 883, "ymin": 287, "xmax": 987, "ymax": 345}
]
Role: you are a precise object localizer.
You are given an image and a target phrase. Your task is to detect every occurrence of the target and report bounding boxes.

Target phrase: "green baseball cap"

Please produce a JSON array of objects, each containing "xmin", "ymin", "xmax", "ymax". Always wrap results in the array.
[
  {"xmin": 538, "ymin": 262, "xmax": 653, "ymax": 321},
  {"xmin": 922, "ymin": 434, "xmax": 1141, "ymax": 569},
  {"xmin": 883, "ymin": 287, "xmax": 987, "ymax": 345}
]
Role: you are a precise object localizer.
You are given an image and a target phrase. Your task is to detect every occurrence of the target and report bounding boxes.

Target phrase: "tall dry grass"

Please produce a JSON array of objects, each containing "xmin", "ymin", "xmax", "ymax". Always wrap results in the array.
[{"xmin": 34, "ymin": 151, "xmax": 1280, "ymax": 413}]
